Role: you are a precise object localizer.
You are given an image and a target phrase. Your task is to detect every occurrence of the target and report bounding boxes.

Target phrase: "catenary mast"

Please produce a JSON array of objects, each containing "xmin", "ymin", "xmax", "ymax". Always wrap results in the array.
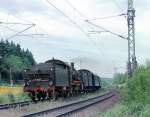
[{"xmin": 127, "ymin": 0, "xmax": 137, "ymax": 78}]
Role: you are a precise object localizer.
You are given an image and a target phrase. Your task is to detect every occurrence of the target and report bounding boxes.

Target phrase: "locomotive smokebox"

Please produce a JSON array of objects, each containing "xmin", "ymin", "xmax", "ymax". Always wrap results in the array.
[{"xmin": 71, "ymin": 62, "xmax": 74, "ymax": 69}]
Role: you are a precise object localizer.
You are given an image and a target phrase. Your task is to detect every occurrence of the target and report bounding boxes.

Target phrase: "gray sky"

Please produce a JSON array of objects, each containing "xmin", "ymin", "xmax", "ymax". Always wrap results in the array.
[{"xmin": 0, "ymin": 0, "xmax": 150, "ymax": 78}]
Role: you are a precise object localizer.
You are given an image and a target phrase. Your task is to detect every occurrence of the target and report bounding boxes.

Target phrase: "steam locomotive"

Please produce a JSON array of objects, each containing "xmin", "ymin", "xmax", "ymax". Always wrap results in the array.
[{"xmin": 23, "ymin": 59, "xmax": 101, "ymax": 100}]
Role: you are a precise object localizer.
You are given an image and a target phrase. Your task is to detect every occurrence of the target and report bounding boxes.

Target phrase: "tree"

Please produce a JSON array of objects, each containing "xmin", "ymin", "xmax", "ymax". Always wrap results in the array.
[
  {"xmin": 113, "ymin": 73, "xmax": 127, "ymax": 85},
  {"xmin": 5, "ymin": 55, "xmax": 25, "ymax": 71},
  {"xmin": 0, "ymin": 39, "xmax": 36, "ymax": 83}
]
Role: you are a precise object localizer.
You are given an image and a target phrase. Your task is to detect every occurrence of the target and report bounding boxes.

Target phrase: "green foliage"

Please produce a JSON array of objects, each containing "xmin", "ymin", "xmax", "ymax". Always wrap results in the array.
[
  {"xmin": 122, "ymin": 66, "xmax": 150, "ymax": 105},
  {"xmin": 113, "ymin": 73, "xmax": 127, "ymax": 85},
  {"xmin": 0, "ymin": 94, "xmax": 8, "ymax": 104},
  {"xmin": 16, "ymin": 92, "xmax": 30, "ymax": 102},
  {"xmin": 0, "ymin": 92, "xmax": 31, "ymax": 104},
  {"xmin": 0, "ymin": 39, "xmax": 35, "ymax": 71},
  {"xmin": 5, "ymin": 55, "xmax": 25, "ymax": 71},
  {"xmin": 98, "ymin": 103, "xmax": 127, "ymax": 117},
  {"xmin": 139, "ymin": 105, "xmax": 150, "ymax": 117},
  {"xmin": 98, "ymin": 61, "xmax": 150, "ymax": 117},
  {"xmin": 101, "ymin": 79, "xmax": 109, "ymax": 89},
  {"xmin": 0, "ymin": 39, "xmax": 35, "ymax": 82},
  {"xmin": 119, "ymin": 61, "xmax": 150, "ymax": 116},
  {"xmin": 7, "ymin": 93, "xmax": 15, "ymax": 103}
]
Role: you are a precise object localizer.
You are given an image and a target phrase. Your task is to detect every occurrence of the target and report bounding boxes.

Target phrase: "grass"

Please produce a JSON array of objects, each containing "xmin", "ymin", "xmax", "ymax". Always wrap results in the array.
[
  {"xmin": 97, "ymin": 101, "xmax": 150, "ymax": 117},
  {"xmin": 0, "ymin": 87, "xmax": 106, "ymax": 105},
  {"xmin": 97, "ymin": 103, "xmax": 128, "ymax": 117},
  {"xmin": 1, "ymin": 89, "xmax": 108, "ymax": 116},
  {"xmin": 0, "ymin": 92, "xmax": 31, "ymax": 104}
]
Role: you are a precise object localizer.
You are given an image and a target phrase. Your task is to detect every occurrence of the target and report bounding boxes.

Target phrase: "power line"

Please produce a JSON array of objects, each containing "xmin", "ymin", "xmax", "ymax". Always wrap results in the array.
[
  {"xmin": 45, "ymin": 0, "xmax": 113, "ymax": 65},
  {"xmin": 5, "ymin": 24, "xmax": 35, "ymax": 40},
  {"xmin": 10, "ymin": 13, "xmax": 34, "ymax": 24},
  {"xmin": 63, "ymin": 0, "xmax": 121, "ymax": 69},
  {"xmin": 86, "ymin": 20, "xmax": 127, "ymax": 40},
  {"xmin": 12, "ymin": 13, "xmax": 49, "ymax": 37},
  {"xmin": 16, "ymin": 33, "xmax": 44, "ymax": 37},
  {"xmin": 87, "ymin": 14, "xmax": 126, "ymax": 21},
  {"xmin": 0, "ymin": 21, "xmax": 34, "ymax": 25},
  {"xmin": 63, "ymin": 0, "xmax": 127, "ymax": 40},
  {"xmin": 63, "ymin": 0, "xmax": 86, "ymax": 19},
  {"xmin": 0, "ymin": 12, "xmax": 47, "ymax": 40},
  {"xmin": 46, "ymin": 0, "xmax": 89, "ymax": 37}
]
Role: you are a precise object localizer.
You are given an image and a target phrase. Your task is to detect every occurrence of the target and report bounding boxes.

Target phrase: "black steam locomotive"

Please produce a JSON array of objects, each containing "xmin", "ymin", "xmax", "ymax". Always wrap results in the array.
[{"xmin": 23, "ymin": 59, "xmax": 101, "ymax": 100}]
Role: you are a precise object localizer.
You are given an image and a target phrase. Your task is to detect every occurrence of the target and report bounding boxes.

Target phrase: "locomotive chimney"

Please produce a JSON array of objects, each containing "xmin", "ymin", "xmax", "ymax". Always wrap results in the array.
[{"xmin": 71, "ymin": 62, "xmax": 74, "ymax": 69}]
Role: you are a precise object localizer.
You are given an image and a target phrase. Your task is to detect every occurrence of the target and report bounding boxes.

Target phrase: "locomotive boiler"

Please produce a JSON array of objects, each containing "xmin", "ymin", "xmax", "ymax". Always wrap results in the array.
[{"xmin": 23, "ymin": 58, "xmax": 101, "ymax": 100}]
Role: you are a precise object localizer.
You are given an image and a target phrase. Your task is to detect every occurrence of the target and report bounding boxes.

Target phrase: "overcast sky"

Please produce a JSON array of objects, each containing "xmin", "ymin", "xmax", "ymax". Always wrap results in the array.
[{"xmin": 0, "ymin": 0, "xmax": 150, "ymax": 78}]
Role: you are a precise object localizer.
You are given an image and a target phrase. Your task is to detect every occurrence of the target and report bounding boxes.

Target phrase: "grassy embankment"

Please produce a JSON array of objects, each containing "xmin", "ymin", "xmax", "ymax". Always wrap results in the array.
[
  {"xmin": 0, "ymin": 84, "xmax": 30, "ymax": 104},
  {"xmin": 98, "ymin": 61, "xmax": 150, "ymax": 117}
]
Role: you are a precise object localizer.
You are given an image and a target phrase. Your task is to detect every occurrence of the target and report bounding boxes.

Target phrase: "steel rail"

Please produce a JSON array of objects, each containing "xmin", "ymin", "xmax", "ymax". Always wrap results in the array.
[
  {"xmin": 0, "ymin": 100, "xmax": 33, "ymax": 110},
  {"xmin": 56, "ymin": 93, "xmax": 114, "ymax": 117},
  {"xmin": 0, "ymin": 99, "xmax": 44, "ymax": 110},
  {"xmin": 22, "ymin": 92, "xmax": 115, "ymax": 117}
]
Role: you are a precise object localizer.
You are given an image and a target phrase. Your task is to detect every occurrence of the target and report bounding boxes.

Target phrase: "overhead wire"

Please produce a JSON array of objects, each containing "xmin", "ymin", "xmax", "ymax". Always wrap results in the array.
[
  {"xmin": 63, "ymin": 0, "xmax": 86, "ymax": 19},
  {"xmin": 63, "ymin": 0, "xmax": 111, "ymax": 56},
  {"xmin": 0, "ymin": 21, "xmax": 34, "ymax": 25},
  {"xmin": 46, "ymin": 0, "xmax": 108, "ymax": 58},
  {"xmin": 46, "ymin": 0, "xmax": 90, "ymax": 38},
  {"xmin": 5, "ymin": 24, "xmax": 35, "ymax": 40},
  {"xmin": 9, "ymin": 13, "xmax": 53, "ymax": 38},
  {"xmin": 0, "ymin": 13, "xmax": 34, "ymax": 40},
  {"xmin": 63, "ymin": 0, "xmax": 127, "ymax": 71},
  {"xmin": 87, "ymin": 13, "xmax": 127, "ymax": 21},
  {"xmin": 63, "ymin": 0, "xmax": 127, "ymax": 40},
  {"xmin": 0, "ymin": 12, "xmax": 46, "ymax": 40},
  {"xmin": 16, "ymin": 34, "xmax": 44, "ymax": 37},
  {"xmin": 10, "ymin": 13, "xmax": 34, "ymax": 24},
  {"xmin": 63, "ymin": 0, "xmax": 118, "ymax": 72},
  {"xmin": 86, "ymin": 20, "xmax": 127, "ymax": 40},
  {"xmin": 46, "ymin": 0, "xmax": 113, "ymax": 67},
  {"xmin": 10, "ymin": 14, "xmax": 45, "ymax": 37}
]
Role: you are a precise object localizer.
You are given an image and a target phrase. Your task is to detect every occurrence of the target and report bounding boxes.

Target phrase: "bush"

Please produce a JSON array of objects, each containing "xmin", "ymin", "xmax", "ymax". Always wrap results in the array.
[
  {"xmin": 139, "ymin": 105, "xmax": 150, "ymax": 117},
  {"xmin": 101, "ymin": 80, "xmax": 109, "ymax": 89},
  {"xmin": 7, "ymin": 93, "xmax": 15, "ymax": 103},
  {"xmin": 98, "ymin": 61, "xmax": 150, "ymax": 117},
  {"xmin": 98, "ymin": 103, "xmax": 127, "ymax": 117},
  {"xmin": 121, "ymin": 63, "xmax": 150, "ymax": 116},
  {"xmin": 0, "ymin": 94, "xmax": 8, "ymax": 104},
  {"xmin": 113, "ymin": 73, "xmax": 127, "ymax": 85},
  {"xmin": 16, "ymin": 92, "xmax": 30, "ymax": 102}
]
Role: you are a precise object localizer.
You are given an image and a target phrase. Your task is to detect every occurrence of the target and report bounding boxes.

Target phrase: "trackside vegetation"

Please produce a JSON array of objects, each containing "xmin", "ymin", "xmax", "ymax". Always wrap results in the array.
[
  {"xmin": 0, "ymin": 39, "xmax": 35, "ymax": 84},
  {"xmin": 0, "ymin": 92, "xmax": 31, "ymax": 104},
  {"xmin": 98, "ymin": 61, "xmax": 150, "ymax": 117}
]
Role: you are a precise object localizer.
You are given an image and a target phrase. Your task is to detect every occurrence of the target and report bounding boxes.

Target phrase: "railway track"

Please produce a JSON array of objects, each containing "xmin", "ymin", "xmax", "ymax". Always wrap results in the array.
[
  {"xmin": 0, "ymin": 100, "xmax": 45, "ymax": 110},
  {"xmin": 22, "ymin": 91, "xmax": 115, "ymax": 117}
]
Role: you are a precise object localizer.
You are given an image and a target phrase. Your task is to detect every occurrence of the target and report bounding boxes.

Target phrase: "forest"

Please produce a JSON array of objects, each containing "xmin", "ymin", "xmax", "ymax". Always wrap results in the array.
[{"xmin": 0, "ymin": 39, "xmax": 35, "ymax": 84}]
